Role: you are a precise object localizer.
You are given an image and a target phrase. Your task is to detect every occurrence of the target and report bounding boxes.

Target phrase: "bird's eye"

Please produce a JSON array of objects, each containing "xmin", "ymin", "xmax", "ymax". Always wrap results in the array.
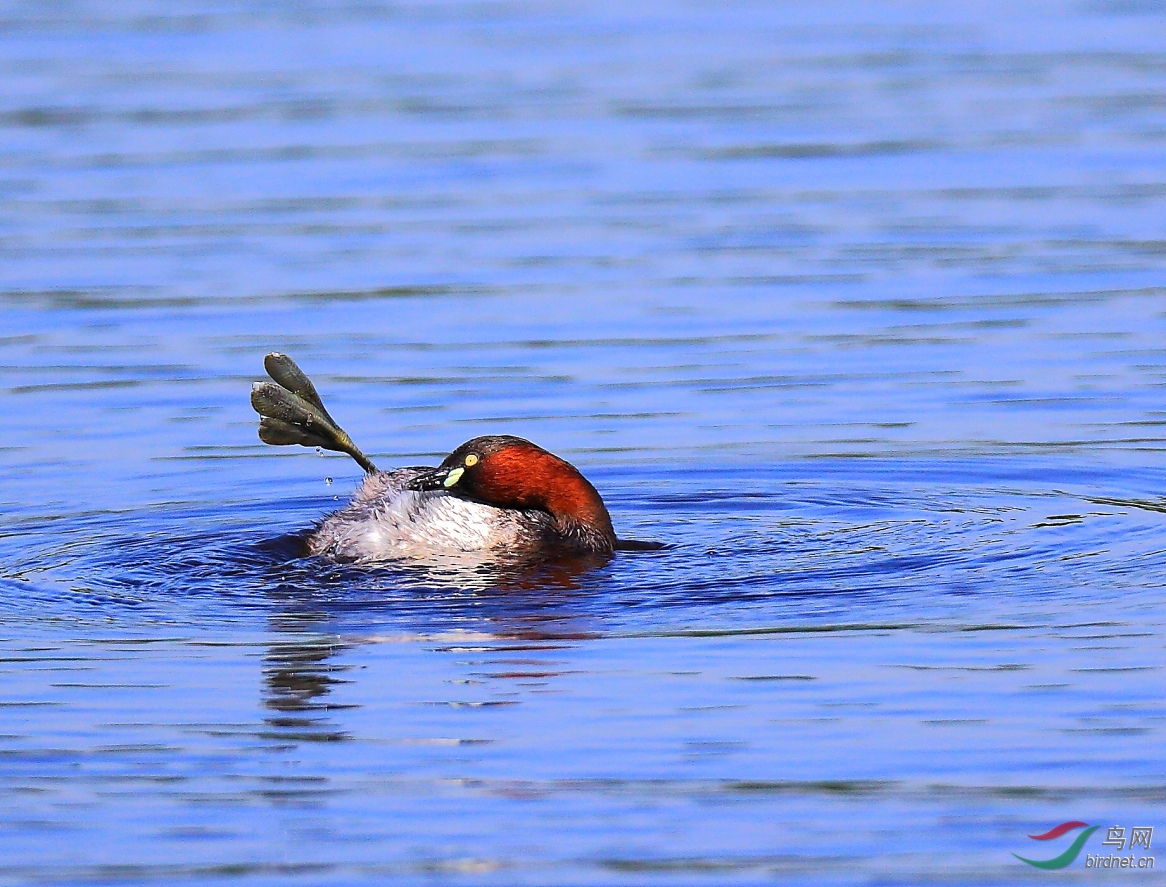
[{"xmin": 464, "ymin": 453, "xmax": 479, "ymax": 467}]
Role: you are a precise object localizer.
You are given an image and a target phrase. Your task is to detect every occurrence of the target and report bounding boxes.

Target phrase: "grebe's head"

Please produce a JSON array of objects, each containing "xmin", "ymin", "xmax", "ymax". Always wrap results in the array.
[{"xmin": 407, "ymin": 435, "xmax": 616, "ymax": 552}]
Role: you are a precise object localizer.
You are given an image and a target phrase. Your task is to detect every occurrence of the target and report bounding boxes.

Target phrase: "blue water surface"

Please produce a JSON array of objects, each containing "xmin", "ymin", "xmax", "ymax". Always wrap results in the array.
[{"xmin": 1, "ymin": 1, "xmax": 1165, "ymax": 884}]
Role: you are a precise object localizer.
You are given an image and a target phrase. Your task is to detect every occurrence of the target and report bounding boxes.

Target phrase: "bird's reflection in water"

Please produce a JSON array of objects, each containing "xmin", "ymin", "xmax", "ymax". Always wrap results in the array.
[
  {"xmin": 262, "ymin": 610, "xmax": 357, "ymax": 743},
  {"xmin": 258, "ymin": 548, "xmax": 611, "ymax": 741}
]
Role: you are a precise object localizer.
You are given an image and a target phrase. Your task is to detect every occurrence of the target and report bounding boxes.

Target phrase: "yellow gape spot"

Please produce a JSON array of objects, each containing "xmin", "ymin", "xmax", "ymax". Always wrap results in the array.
[
  {"xmin": 464, "ymin": 454, "xmax": 479, "ymax": 467},
  {"xmin": 442, "ymin": 466, "xmax": 465, "ymax": 488}
]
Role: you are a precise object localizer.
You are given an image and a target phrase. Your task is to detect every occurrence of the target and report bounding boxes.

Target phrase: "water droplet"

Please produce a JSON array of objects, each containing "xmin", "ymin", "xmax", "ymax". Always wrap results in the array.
[
  {"xmin": 315, "ymin": 447, "xmax": 323, "ymax": 455},
  {"xmin": 324, "ymin": 477, "xmax": 333, "ymax": 486}
]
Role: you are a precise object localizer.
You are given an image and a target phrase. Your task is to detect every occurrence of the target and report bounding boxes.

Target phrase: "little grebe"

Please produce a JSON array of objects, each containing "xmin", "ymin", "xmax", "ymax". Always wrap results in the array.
[{"xmin": 250, "ymin": 353, "xmax": 662, "ymax": 562}]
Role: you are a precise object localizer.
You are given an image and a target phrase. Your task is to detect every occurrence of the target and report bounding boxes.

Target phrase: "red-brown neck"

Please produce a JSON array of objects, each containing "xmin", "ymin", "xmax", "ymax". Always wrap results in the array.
[{"xmin": 477, "ymin": 444, "xmax": 616, "ymax": 548}]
